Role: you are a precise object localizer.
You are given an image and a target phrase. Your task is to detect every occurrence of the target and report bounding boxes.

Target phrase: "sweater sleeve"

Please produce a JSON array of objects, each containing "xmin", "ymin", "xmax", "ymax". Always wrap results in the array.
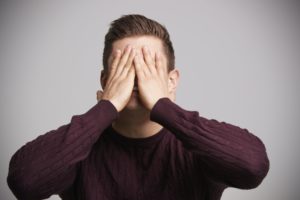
[
  {"xmin": 150, "ymin": 98, "xmax": 269, "ymax": 189},
  {"xmin": 7, "ymin": 100, "xmax": 118, "ymax": 199}
]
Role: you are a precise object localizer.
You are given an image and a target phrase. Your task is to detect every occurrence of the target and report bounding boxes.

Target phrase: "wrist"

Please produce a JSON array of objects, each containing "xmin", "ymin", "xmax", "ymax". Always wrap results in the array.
[
  {"xmin": 102, "ymin": 98, "xmax": 121, "ymax": 112},
  {"xmin": 149, "ymin": 97, "xmax": 168, "ymax": 111}
]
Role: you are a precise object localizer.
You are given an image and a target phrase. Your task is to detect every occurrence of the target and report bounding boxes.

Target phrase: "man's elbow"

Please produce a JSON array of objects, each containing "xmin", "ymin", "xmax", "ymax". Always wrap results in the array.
[
  {"xmin": 237, "ymin": 153, "xmax": 270, "ymax": 189},
  {"xmin": 7, "ymin": 171, "xmax": 42, "ymax": 200}
]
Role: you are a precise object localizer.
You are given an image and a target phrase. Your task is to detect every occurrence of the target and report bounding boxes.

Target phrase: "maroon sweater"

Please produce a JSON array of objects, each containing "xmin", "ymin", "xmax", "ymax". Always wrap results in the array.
[{"xmin": 7, "ymin": 98, "xmax": 269, "ymax": 200}]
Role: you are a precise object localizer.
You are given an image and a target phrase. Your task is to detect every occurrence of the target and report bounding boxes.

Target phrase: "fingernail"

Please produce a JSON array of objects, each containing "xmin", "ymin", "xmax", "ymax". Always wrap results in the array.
[
  {"xmin": 115, "ymin": 49, "xmax": 121, "ymax": 56},
  {"xmin": 143, "ymin": 46, "xmax": 148, "ymax": 51}
]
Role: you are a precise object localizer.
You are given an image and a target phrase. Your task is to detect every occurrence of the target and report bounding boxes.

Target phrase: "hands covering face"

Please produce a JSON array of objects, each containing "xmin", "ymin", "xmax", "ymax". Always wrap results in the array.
[{"xmin": 100, "ymin": 45, "xmax": 171, "ymax": 112}]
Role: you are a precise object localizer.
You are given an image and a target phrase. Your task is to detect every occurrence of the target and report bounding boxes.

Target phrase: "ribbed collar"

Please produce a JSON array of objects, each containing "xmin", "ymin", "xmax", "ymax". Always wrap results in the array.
[{"xmin": 107, "ymin": 125, "xmax": 167, "ymax": 148}]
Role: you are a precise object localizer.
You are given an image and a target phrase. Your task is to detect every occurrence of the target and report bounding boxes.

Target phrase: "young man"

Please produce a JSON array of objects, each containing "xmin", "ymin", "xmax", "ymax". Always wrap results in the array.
[{"xmin": 7, "ymin": 14, "xmax": 269, "ymax": 200}]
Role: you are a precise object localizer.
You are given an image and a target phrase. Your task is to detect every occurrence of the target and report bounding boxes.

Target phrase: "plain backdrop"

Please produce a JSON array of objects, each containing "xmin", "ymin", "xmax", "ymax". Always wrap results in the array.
[{"xmin": 1, "ymin": 1, "xmax": 299, "ymax": 199}]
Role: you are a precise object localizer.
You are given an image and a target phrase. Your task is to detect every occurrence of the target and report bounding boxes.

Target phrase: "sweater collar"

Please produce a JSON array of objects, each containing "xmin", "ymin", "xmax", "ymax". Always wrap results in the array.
[{"xmin": 108, "ymin": 125, "xmax": 166, "ymax": 148}]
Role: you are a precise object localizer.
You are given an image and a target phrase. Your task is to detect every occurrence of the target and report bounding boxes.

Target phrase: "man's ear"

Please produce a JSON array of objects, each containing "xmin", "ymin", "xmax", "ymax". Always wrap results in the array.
[
  {"xmin": 100, "ymin": 69, "xmax": 107, "ymax": 90},
  {"xmin": 168, "ymin": 68, "xmax": 180, "ymax": 93}
]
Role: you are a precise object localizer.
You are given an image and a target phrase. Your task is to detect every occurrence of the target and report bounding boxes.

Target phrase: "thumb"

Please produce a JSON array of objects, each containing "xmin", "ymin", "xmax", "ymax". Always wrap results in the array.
[{"xmin": 96, "ymin": 90, "xmax": 103, "ymax": 102}]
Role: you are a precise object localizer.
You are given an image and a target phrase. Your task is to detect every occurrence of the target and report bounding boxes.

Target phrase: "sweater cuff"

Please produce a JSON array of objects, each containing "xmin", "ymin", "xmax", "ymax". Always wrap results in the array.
[
  {"xmin": 81, "ymin": 99, "xmax": 119, "ymax": 129},
  {"xmin": 96, "ymin": 99, "xmax": 119, "ymax": 118},
  {"xmin": 150, "ymin": 98, "xmax": 182, "ymax": 125}
]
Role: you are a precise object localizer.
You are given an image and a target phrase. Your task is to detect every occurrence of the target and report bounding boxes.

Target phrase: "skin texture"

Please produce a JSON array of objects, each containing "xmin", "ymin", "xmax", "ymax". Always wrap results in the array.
[{"xmin": 97, "ymin": 36, "xmax": 180, "ymax": 138}]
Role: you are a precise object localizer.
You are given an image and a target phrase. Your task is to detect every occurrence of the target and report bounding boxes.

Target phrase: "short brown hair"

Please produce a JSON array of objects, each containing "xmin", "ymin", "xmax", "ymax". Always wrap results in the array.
[{"xmin": 102, "ymin": 14, "xmax": 175, "ymax": 72}]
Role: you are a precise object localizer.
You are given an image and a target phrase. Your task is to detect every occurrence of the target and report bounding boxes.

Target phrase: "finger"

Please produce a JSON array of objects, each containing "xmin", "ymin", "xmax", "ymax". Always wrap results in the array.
[
  {"xmin": 137, "ymin": 50, "xmax": 150, "ymax": 75},
  {"xmin": 155, "ymin": 52, "xmax": 165, "ymax": 76},
  {"xmin": 142, "ymin": 46, "xmax": 156, "ymax": 74},
  {"xmin": 114, "ymin": 45, "xmax": 132, "ymax": 77},
  {"xmin": 108, "ymin": 49, "xmax": 121, "ymax": 80},
  {"xmin": 120, "ymin": 48, "xmax": 136, "ymax": 77},
  {"xmin": 134, "ymin": 52, "xmax": 145, "ymax": 79},
  {"xmin": 125, "ymin": 65, "xmax": 135, "ymax": 92},
  {"xmin": 127, "ymin": 65, "xmax": 136, "ymax": 81}
]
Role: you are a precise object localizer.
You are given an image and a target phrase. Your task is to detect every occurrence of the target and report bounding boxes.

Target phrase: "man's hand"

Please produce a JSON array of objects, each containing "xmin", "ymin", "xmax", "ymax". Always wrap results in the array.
[
  {"xmin": 101, "ymin": 45, "xmax": 136, "ymax": 112},
  {"xmin": 134, "ymin": 46, "xmax": 169, "ymax": 110}
]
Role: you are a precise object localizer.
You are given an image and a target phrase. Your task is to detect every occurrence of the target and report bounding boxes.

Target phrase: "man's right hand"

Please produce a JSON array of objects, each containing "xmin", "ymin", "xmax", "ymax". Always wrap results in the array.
[{"xmin": 101, "ymin": 45, "xmax": 136, "ymax": 112}]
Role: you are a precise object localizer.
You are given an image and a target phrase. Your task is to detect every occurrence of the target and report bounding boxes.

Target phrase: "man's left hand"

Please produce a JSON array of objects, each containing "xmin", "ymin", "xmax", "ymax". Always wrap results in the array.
[{"xmin": 133, "ymin": 46, "xmax": 170, "ymax": 110}]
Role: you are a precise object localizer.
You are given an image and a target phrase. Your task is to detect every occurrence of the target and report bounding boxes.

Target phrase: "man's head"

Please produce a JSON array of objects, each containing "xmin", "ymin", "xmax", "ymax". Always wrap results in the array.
[{"xmin": 99, "ymin": 14, "xmax": 179, "ymax": 110}]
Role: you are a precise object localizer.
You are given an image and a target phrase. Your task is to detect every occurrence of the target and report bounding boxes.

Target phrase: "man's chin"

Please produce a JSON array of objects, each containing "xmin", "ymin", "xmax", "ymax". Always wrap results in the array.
[{"xmin": 124, "ymin": 95, "xmax": 146, "ymax": 111}]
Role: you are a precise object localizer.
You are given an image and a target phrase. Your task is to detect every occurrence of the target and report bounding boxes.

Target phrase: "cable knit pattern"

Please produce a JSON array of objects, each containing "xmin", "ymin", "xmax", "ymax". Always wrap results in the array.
[{"xmin": 7, "ymin": 98, "xmax": 269, "ymax": 200}]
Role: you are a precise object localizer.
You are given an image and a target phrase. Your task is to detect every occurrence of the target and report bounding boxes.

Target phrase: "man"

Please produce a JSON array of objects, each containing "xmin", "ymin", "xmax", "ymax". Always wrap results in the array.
[{"xmin": 7, "ymin": 14, "xmax": 269, "ymax": 200}]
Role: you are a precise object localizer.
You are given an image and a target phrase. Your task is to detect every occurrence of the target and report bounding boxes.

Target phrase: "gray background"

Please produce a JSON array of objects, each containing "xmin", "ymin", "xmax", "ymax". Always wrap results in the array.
[{"xmin": 1, "ymin": 0, "xmax": 299, "ymax": 199}]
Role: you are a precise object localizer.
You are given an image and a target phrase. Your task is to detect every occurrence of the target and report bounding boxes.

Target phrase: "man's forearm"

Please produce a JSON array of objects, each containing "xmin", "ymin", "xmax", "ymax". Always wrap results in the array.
[
  {"xmin": 150, "ymin": 97, "xmax": 270, "ymax": 189},
  {"xmin": 7, "ymin": 100, "xmax": 118, "ymax": 199}
]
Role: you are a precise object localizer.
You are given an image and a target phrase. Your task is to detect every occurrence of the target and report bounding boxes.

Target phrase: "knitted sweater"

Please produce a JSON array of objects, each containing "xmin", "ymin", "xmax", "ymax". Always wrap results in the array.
[{"xmin": 7, "ymin": 98, "xmax": 269, "ymax": 200}]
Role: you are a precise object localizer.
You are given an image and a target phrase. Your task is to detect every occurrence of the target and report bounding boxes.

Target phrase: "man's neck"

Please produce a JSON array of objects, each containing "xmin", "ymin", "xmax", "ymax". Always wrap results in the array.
[{"xmin": 112, "ymin": 108, "xmax": 162, "ymax": 138}]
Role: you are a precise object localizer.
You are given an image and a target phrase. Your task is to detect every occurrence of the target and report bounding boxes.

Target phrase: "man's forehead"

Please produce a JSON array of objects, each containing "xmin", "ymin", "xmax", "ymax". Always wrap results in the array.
[
  {"xmin": 107, "ymin": 36, "xmax": 167, "ymax": 66},
  {"xmin": 112, "ymin": 36, "xmax": 164, "ymax": 53}
]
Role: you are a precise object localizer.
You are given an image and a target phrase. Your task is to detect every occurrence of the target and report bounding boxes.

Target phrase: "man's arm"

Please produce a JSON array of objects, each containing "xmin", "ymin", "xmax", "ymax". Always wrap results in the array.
[
  {"xmin": 7, "ymin": 46, "xmax": 136, "ymax": 199},
  {"xmin": 135, "ymin": 46, "xmax": 269, "ymax": 189},
  {"xmin": 150, "ymin": 98, "xmax": 269, "ymax": 189},
  {"xmin": 7, "ymin": 100, "xmax": 118, "ymax": 199}
]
